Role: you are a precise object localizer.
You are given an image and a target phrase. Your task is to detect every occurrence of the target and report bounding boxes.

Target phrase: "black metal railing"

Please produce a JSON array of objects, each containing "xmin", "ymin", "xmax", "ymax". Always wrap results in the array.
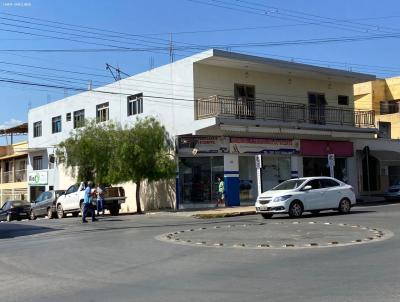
[{"xmin": 195, "ymin": 95, "xmax": 375, "ymax": 128}]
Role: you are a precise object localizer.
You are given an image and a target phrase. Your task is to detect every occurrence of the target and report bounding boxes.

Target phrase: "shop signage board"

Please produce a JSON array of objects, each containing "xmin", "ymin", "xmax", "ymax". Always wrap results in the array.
[
  {"xmin": 177, "ymin": 136, "xmax": 230, "ymax": 154},
  {"xmin": 230, "ymin": 137, "xmax": 300, "ymax": 154},
  {"xmin": 28, "ymin": 171, "xmax": 48, "ymax": 185}
]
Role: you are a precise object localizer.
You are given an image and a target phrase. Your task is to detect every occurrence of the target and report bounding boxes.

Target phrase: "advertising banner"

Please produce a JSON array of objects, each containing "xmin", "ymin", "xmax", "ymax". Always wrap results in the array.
[
  {"xmin": 177, "ymin": 136, "xmax": 230, "ymax": 154},
  {"xmin": 230, "ymin": 137, "xmax": 300, "ymax": 154},
  {"xmin": 28, "ymin": 171, "xmax": 48, "ymax": 185}
]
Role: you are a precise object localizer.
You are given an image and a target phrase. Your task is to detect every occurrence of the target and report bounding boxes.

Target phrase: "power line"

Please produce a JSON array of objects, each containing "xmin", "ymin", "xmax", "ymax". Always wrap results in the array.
[
  {"xmin": 188, "ymin": 0, "xmax": 398, "ymax": 35},
  {"xmin": 0, "ymin": 75, "xmax": 371, "ymax": 105},
  {"xmin": 1, "ymin": 30, "xmax": 400, "ymax": 52}
]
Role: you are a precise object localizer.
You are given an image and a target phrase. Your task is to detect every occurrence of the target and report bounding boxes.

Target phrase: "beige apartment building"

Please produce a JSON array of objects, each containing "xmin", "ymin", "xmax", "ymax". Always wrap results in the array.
[
  {"xmin": 0, "ymin": 141, "xmax": 28, "ymax": 205},
  {"xmin": 354, "ymin": 77, "xmax": 400, "ymax": 194}
]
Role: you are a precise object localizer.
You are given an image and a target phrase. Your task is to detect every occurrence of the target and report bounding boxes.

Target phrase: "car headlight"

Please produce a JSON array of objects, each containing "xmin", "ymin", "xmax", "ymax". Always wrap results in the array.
[{"xmin": 273, "ymin": 195, "xmax": 292, "ymax": 202}]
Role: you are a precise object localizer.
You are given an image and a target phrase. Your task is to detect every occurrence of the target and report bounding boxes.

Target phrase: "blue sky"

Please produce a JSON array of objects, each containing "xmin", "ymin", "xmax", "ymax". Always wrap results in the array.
[{"xmin": 0, "ymin": 0, "xmax": 400, "ymax": 143}]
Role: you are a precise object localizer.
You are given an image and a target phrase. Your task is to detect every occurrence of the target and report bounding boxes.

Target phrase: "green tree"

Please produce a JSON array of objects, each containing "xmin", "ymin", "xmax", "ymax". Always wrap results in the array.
[
  {"xmin": 58, "ymin": 117, "xmax": 175, "ymax": 214},
  {"xmin": 110, "ymin": 117, "xmax": 176, "ymax": 214},
  {"xmin": 57, "ymin": 120, "xmax": 119, "ymax": 185}
]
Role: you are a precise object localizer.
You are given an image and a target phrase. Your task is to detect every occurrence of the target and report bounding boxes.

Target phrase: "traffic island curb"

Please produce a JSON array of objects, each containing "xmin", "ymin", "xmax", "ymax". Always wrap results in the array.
[{"xmin": 193, "ymin": 211, "xmax": 257, "ymax": 219}]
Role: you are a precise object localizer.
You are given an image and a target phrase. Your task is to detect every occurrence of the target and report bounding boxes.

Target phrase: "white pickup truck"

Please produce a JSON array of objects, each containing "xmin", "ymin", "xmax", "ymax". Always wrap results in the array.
[{"xmin": 56, "ymin": 182, "xmax": 126, "ymax": 218}]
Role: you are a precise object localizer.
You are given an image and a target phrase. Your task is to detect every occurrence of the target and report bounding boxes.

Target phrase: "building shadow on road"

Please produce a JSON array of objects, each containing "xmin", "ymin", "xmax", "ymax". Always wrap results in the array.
[{"xmin": 0, "ymin": 223, "xmax": 60, "ymax": 239}]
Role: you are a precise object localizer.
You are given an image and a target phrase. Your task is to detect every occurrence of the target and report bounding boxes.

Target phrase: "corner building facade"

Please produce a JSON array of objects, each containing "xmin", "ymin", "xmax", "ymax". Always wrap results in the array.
[{"xmin": 28, "ymin": 49, "xmax": 377, "ymax": 210}]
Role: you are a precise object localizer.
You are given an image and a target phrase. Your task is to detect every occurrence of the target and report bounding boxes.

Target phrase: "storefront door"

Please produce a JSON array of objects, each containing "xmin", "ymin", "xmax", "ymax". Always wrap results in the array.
[{"xmin": 179, "ymin": 157, "xmax": 223, "ymax": 205}]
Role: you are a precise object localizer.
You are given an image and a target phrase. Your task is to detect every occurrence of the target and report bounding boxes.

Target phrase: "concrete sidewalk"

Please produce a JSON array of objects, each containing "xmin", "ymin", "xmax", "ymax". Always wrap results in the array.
[{"xmin": 147, "ymin": 206, "xmax": 257, "ymax": 219}]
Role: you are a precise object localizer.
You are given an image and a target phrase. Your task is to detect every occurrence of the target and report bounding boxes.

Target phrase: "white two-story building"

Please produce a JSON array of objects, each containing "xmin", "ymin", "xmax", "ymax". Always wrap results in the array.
[{"xmin": 28, "ymin": 49, "xmax": 376, "ymax": 210}]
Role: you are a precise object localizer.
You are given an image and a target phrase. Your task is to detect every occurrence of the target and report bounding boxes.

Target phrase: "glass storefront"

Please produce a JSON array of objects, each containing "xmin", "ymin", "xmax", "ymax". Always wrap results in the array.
[
  {"xmin": 179, "ymin": 156, "xmax": 223, "ymax": 204},
  {"xmin": 239, "ymin": 155, "xmax": 291, "ymax": 203},
  {"xmin": 303, "ymin": 157, "xmax": 348, "ymax": 182}
]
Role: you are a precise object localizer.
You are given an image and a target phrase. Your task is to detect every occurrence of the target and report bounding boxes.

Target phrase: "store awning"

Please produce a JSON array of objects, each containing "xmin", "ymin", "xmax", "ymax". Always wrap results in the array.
[{"xmin": 370, "ymin": 150, "xmax": 400, "ymax": 166}]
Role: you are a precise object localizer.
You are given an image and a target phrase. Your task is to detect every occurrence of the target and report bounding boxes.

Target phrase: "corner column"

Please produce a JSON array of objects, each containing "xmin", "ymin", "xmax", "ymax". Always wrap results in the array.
[{"xmin": 224, "ymin": 154, "xmax": 240, "ymax": 207}]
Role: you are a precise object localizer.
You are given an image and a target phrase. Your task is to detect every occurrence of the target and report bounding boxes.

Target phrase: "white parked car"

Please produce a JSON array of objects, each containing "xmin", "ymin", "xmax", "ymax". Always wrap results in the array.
[{"xmin": 255, "ymin": 177, "xmax": 356, "ymax": 219}]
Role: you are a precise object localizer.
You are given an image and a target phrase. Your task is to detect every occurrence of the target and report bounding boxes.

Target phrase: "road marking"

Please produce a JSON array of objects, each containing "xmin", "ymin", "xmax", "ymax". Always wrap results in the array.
[{"xmin": 156, "ymin": 221, "xmax": 394, "ymax": 250}]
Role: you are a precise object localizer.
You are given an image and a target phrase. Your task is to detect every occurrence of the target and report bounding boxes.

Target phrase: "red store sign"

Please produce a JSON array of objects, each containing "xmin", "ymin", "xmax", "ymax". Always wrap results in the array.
[{"xmin": 300, "ymin": 140, "xmax": 353, "ymax": 157}]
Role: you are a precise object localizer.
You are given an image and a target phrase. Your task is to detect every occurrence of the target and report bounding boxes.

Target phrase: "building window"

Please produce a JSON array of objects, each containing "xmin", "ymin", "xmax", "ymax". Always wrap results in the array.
[
  {"xmin": 48, "ymin": 154, "xmax": 55, "ymax": 169},
  {"xmin": 380, "ymin": 100, "xmax": 399, "ymax": 115},
  {"xmin": 73, "ymin": 109, "xmax": 85, "ymax": 129},
  {"xmin": 338, "ymin": 95, "xmax": 349, "ymax": 106},
  {"xmin": 378, "ymin": 122, "xmax": 391, "ymax": 138},
  {"xmin": 127, "ymin": 93, "xmax": 143, "ymax": 116},
  {"xmin": 96, "ymin": 102, "xmax": 109, "ymax": 122},
  {"xmin": 52, "ymin": 116, "xmax": 62, "ymax": 133},
  {"xmin": 33, "ymin": 156, "xmax": 43, "ymax": 170},
  {"xmin": 33, "ymin": 121, "xmax": 42, "ymax": 137},
  {"xmin": 234, "ymin": 84, "xmax": 256, "ymax": 119},
  {"xmin": 66, "ymin": 112, "xmax": 71, "ymax": 122}
]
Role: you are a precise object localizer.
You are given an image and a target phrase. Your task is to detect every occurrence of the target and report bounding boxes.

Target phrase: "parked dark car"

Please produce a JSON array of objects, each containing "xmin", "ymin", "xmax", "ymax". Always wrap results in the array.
[
  {"xmin": 30, "ymin": 190, "xmax": 65, "ymax": 220},
  {"xmin": 0, "ymin": 200, "xmax": 31, "ymax": 222}
]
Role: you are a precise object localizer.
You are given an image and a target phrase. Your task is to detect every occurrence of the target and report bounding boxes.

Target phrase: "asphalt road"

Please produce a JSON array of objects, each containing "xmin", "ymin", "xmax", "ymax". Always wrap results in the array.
[{"xmin": 0, "ymin": 203, "xmax": 399, "ymax": 302}]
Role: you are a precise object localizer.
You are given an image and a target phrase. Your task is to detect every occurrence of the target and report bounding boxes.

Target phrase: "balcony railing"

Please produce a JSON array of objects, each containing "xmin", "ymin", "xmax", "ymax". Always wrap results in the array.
[
  {"xmin": 1, "ymin": 170, "xmax": 26, "ymax": 183},
  {"xmin": 2, "ymin": 171, "xmax": 13, "ymax": 183},
  {"xmin": 15, "ymin": 169, "xmax": 27, "ymax": 182},
  {"xmin": 195, "ymin": 96, "xmax": 375, "ymax": 128}
]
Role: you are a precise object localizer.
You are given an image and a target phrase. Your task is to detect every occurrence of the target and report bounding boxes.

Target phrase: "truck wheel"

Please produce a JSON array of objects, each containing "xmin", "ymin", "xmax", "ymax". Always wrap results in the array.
[
  {"xmin": 57, "ymin": 205, "xmax": 66, "ymax": 219},
  {"xmin": 109, "ymin": 206, "xmax": 119, "ymax": 216}
]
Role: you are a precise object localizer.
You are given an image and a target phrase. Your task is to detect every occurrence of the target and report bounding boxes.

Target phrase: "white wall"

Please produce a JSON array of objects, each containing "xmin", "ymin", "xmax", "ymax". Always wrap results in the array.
[{"xmin": 28, "ymin": 56, "xmax": 199, "ymax": 149}]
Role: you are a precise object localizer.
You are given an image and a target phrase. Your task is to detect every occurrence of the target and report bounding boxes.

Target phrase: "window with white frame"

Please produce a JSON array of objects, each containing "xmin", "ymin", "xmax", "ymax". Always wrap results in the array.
[
  {"xmin": 127, "ymin": 93, "xmax": 143, "ymax": 116},
  {"xmin": 33, "ymin": 156, "xmax": 43, "ymax": 170},
  {"xmin": 96, "ymin": 102, "xmax": 109, "ymax": 122},
  {"xmin": 52, "ymin": 116, "xmax": 62, "ymax": 133},
  {"xmin": 33, "ymin": 121, "xmax": 42, "ymax": 137},
  {"xmin": 73, "ymin": 109, "xmax": 85, "ymax": 129}
]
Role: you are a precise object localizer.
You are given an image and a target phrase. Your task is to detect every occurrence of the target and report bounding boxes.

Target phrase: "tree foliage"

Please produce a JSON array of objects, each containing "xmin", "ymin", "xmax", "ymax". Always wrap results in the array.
[
  {"xmin": 57, "ymin": 117, "xmax": 176, "ymax": 214},
  {"xmin": 109, "ymin": 117, "xmax": 176, "ymax": 213}
]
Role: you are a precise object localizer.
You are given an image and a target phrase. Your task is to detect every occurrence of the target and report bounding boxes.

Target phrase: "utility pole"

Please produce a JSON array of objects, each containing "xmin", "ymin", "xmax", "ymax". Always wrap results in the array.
[
  {"xmin": 149, "ymin": 56, "xmax": 154, "ymax": 70},
  {"xmin": 169, "ymin": 33, "xmax": 174, "ymax": 63}
]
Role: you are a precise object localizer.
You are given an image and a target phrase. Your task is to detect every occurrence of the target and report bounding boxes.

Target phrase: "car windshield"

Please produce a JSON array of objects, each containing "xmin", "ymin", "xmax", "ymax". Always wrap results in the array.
[{"xmin": 271, "ymin": 179, "xmax": 306, "ymax": 191}]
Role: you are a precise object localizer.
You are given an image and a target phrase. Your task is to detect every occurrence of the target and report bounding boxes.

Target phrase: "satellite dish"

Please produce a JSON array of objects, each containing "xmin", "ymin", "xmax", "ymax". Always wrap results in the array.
[{"xmin": 192, "ymin": 148, "xmax": 198, "ymax": 156}]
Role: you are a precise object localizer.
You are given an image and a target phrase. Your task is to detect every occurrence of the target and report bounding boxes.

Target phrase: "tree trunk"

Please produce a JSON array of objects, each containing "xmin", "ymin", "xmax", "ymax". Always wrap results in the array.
[{"xmin": 136, "ymin": 181, "xmax": 143, "ymax": 214}]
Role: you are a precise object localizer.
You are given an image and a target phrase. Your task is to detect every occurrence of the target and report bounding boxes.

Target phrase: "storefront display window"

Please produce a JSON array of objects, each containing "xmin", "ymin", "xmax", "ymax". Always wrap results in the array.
[
  {"xmin": 262, "ymin": 156, "xmax": 291, "ymax": 190},
  {"xmin": 179, "ymin": 157, "xmax": 223, "ymax": 204},
  {"xmin": 239, "ymin": 157, "xmax": 257, "ymax": 203},
  {"xmin": 303, "ymin": 157, "xmax": 348, "ymax": 182},
  {"xmin": 239, "ymin": 156, "xmax": 291, "ymax": 203}
]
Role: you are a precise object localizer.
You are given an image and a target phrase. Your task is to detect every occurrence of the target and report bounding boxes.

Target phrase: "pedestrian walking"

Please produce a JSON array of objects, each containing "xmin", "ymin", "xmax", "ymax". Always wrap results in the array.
[
  {"xmin": 96, "ymin": 184, "xmax": 105, "ymax": 216},
  {"xmin": 216, "ymin": 176, "xmax": 224, "ymax": 207},
  {"xmin": 82, "ymin": 181, "xmax": 97, "ymax": 223}
]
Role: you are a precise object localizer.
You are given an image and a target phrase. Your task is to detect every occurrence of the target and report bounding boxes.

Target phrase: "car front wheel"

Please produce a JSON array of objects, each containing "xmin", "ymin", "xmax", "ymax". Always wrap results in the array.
[
  {"xmin": 57, "ymin": 205, "xmax": 66, "ymax": 219},
  {"xmin": 338, "ymin": 198, "xmax": 351, "ymax": 214},
  {"xmin": 30, "ymin": 210, "xmax": 37, "ymax": 220},
  {"xmin": 6, "ymin": 213, "xmax": 12, "ymax": 222},
  {"xmin": 47, "ymin": 208, "xmax": 53, "ymax": 219},
  {"xmin": 289, "ymin": 201, "xmax": 303, "ymax": 218}
]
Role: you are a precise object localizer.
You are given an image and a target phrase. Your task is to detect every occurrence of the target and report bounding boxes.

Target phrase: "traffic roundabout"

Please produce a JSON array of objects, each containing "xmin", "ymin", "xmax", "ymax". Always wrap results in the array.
[{"xmin": 156, "ymin": 221, "xmax": 393, "ymax": 250}]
